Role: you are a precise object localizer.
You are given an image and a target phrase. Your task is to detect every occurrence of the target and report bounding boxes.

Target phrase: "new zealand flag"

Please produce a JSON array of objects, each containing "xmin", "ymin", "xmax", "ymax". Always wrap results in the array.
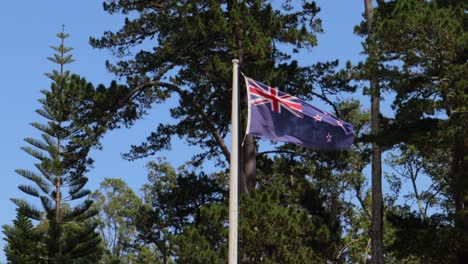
[{"xmin": 244, "ymin": 77, "xmax": 355, "ymax": 150}]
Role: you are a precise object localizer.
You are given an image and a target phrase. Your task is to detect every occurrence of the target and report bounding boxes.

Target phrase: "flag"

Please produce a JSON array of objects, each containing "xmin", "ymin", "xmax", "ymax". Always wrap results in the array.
[{"xmin": 244, "ymin": 77, "xmax": 355, "ymax": 150}]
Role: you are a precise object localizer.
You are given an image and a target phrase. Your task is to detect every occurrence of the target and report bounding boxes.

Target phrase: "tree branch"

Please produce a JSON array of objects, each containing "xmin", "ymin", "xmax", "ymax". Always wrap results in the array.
[
  {"xmin": 118, "ymin": 64, "xmax": 175, "ymax": 105},
  {"xmin": 119, "ymin": 78, "xmax": 231, "ymax": 163},
  {"xmin": 336, "ymin": 237, "xmax": 360, "ymax": 260},
  {"xmin": 311, "ymin": 90, "xmax": 341, "ymax": 117},
  {"xmin": 257, "ymin": 149, "xmax": 306, "ymax": 158},
  {"xmin": 158, "ymin": 82, "xmax": 231, "ymax": 163},
  {"xmin": 355, "ymin": 183, "xmax": 371, "ymax": 218}
]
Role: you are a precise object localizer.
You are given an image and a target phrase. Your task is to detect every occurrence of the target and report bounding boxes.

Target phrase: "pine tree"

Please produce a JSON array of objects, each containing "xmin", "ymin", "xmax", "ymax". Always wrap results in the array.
[
  {"xmin": 2, "ymin": 211, "xmax": 47, "ymax": 264},
  {"xmin": 11, "ymin": 31, "xmax": 101, "ymax": 263},
  {"xmin": 354, "ymin": 0, "xmax": 467, "ymax": 262},
  {"xmin": 362, "ymin": 0, "xmax": 385, "ymax": 262}
]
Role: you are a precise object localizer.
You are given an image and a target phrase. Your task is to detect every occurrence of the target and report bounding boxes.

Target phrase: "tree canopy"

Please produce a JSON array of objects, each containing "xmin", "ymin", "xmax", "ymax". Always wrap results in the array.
[{"xmin": 4, "ymin": 1, "xmax": 466, "ymax": 263}]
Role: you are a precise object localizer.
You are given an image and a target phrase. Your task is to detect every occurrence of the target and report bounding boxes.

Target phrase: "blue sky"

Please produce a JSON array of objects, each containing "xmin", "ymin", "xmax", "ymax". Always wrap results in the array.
[{"xmin": 0, "ymin": 1, "xmax": 367, "ymax": 262}]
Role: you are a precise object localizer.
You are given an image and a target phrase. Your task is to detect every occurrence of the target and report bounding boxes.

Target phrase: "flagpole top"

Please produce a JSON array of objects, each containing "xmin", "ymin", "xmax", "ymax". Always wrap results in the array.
[{"xmin": 232, "ymin": 59, "xmax": 239, "ymax": 65}]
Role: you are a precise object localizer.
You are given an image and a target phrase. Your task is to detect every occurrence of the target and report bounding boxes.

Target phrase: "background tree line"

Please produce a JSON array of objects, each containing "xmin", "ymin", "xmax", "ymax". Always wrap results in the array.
[{"xmin": 3, "ymin": 0, "xmax": 466, "ymax": 263}]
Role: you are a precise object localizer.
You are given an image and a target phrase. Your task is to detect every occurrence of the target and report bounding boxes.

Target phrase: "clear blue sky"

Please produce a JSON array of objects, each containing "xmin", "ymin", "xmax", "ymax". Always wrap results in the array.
[{"xmin": 0, "ymin": 1, "xmax": 367, "ymax": 262}]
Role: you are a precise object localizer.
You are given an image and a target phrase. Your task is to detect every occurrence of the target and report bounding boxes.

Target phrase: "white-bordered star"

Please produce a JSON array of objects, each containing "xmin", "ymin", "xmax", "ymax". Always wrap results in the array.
[
  {"xmin": 326, "ymin": 133, "xmax": 332, "ymax": 142},
  {"xmin": 313, "ymin": 114, "xmax": 322, "ymax": 121}
]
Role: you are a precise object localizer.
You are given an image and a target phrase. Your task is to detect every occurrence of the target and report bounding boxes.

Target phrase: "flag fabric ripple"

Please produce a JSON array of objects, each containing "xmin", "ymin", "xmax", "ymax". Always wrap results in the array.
[{"xmin": 244, "ymin": 77, "xmax": 355, "ymax": 150}]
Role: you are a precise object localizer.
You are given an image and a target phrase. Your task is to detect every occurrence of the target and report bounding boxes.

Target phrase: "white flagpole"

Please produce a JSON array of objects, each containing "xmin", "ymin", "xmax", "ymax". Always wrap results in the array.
[{"xmin": 229, "ymin": 59, "xmax": 239, "ymax": 264}]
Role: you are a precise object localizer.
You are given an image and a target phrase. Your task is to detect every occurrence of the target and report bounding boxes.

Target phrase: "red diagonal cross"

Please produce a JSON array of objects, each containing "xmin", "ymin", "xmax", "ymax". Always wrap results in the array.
[{"xmin": 248, "ymin": 80, "xmax": 302, "ymax": 117}]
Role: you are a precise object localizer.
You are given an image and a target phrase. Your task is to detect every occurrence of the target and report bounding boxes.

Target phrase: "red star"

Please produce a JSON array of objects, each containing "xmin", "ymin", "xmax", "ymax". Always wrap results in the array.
[
  {"xmin": 326, "ymin": 133, "xmax": 332, "ymax": 142},
  {"xmin": 313, "ymin": 114, "xmax": 322, "ymax": 121}
]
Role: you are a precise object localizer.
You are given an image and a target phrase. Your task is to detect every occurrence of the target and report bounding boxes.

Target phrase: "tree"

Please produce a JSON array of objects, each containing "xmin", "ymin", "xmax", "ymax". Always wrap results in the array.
[
  {"xmin": 320, "ymin": 101, "xmax": 373, "ymax": 263},
  {"xmin": 385, "ymin": 145, "xmax": 449, "ymax": 220},
  {"xmin": 90, "ymin": 0, "xmax": 355, "ymax": 193},
  {"xmin": 135, "ymin": 159, "xmax": 226, "ymax": 263},
  {"xmin": 2, "ymin": 211, "xmax": 47, "ymax": 264},
  {"xmin": 137, "ymin": 100, "xmax": 371, "ymax": 262},
  {"xmin": 91, "ymin": 178, "xmax": 153, "ymax": 264},
  {"xmin": 358, "ymin": 0, "xmax": 385, "ymax": 262},
  {"xmin": 121, "ymin": 101, "xmax": 367, "ymax": 263},
  {"xmin": 239, "ymin": 177, "xmax": 339, "ymax": 263},
  {"xmin": 174, "ymin": 182, "xmax": 335, "ymax": 264},
  {"xmin": 10, "ymin": 32, "xmax": 101, "ymax": 263},
  {"xmin": 87, "ymin": 1, "xmax": 377, "ymax": 262},
  {"xmin": 135, "ymin": 156, "xmax": 348, "ymax": 263},
  {"xmin": 177, "ymin": 132, "xmax": 378, "ymax": 263},
  {"xmin": 370, "ymin": 0, "xmax": 467, "ymax": 262}
]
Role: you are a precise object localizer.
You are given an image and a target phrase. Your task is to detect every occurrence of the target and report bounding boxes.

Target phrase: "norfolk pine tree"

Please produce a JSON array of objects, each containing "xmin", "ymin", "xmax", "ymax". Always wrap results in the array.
[
  {"xmin": 2, "ymin": 211, "xmax": 47, "ymax": 264},
  {"xmin": 10, "ymin": 32, "xmax": 101, "ymax": 263}
]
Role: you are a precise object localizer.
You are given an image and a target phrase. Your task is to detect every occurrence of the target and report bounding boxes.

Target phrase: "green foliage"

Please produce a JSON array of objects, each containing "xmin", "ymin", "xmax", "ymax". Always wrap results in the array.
[
  {"xmin": 134, "ymin": 158, "xmax": 347, "ymax": 263},
  {"xmin": 355, "ymin": 0, "xmax": 468, "ymax": 262},
  {"xmin": 10, "ymin": 32, "xmax": 101, "ymax": 263},
  {"xmin": 376, "ymin": 0, "xmax": 465, "ymax": 120},
  {"xmin": 385, "ymin": 144, "xmax": 450, "ymax": 217},
  {"xmin": 239, "ymin": 183, "xmax": 330, "ymax": 264},
  {"xmin": 133, "ymin": 159, "xmax": 226, "ymax": 263},
  {"xmin": 172, "ymin": 203, "xmax": 227, "ymax": 264},
  {"xmin": 89, "ymin": 0, "xmax": 356, "ymax": 165},
  {"xmin": 386, "ymin": 206, "xmax": 459, "ymax": 263},
  {"xmin": 86, "ymin": 3, "xmax": 368, "ymax": 261},
  {"xmin": 169, "ymin": 173, "xmax": 348, "ymax": 263},
  {"xmin": 90, "ymin": 178, "xmax": 160, "ymax": 264},
  {"xmin": 2, "ymin": 212, "xmax": 47, "ymax": 264},
  {"xmin": 60, "ymin": 221, "xmax": 102, "ymax": 263},
  {"xmin": 5, "ymin": 1, "xmax": 458, "ymax": 263}
]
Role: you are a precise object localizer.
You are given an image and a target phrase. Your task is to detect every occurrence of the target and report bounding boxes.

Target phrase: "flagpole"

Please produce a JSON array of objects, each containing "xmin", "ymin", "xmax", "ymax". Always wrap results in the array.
[{"xmin": 229, "ymin": 59, "xmax": 239, "ymax": 264}]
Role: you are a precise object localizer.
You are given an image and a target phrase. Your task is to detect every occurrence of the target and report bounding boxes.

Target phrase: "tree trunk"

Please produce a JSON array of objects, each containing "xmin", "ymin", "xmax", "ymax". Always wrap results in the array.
[
  {"xmin": 238, "ymin": 48, "xmax": 256, "ymax": 195},
  {"xmin": 453, "ymin": 132, "xmax": 467, "ymax": 263},
  {"xmin": 363, "ymin": 0, "xmax": 385, "ymax": 263},
  {"xmin": 240, "ymin": 135, "xmax": 256, "ymax": 194}
]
